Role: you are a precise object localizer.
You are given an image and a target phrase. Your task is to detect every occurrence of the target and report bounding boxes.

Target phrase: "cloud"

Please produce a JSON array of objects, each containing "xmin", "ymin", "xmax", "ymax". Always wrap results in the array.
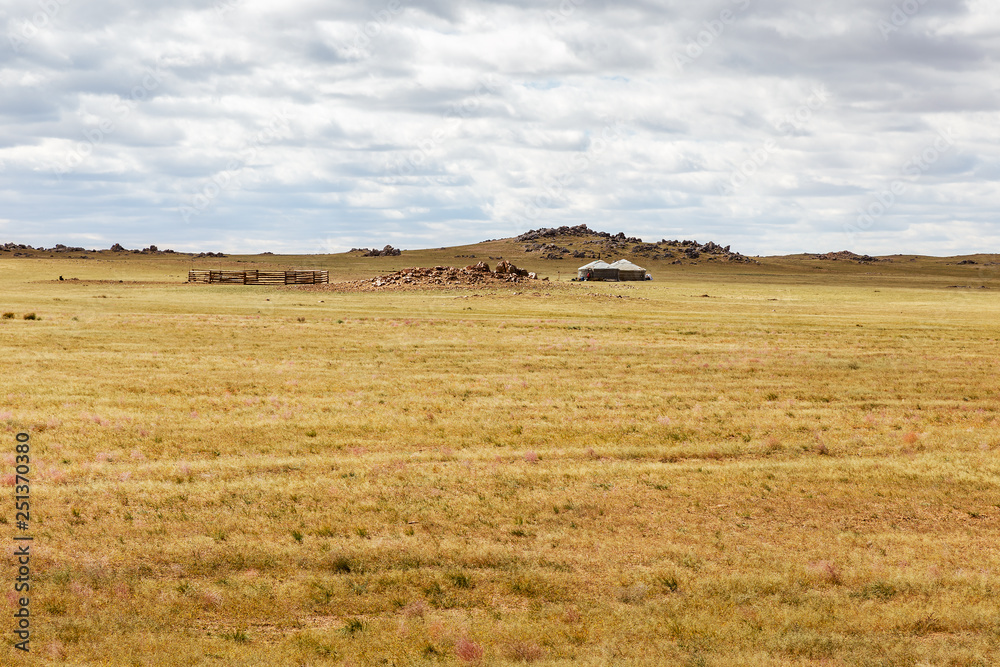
[{"xmin": 0, "ymin": 0, "xmax": 997, "ymax": 254}]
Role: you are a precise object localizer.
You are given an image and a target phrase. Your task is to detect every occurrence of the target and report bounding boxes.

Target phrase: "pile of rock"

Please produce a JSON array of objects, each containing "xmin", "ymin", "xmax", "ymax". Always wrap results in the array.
[
  {"xmin": 811, "ymin": 251, "xmax": 888, "ymax": 264},
  {"xmin": 352, "ymin": 245, "xmax": 402, "ymax": 257},
  {"xmin": 360, "ymin": 261, "xmax": 541, "ymax": 289}
]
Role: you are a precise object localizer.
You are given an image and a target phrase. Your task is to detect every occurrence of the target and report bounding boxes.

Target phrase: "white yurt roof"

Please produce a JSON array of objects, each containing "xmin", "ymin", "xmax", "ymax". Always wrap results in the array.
[
  {"xmin": 578, "ymin": 260, "xmax": 611, "ymax": 271},
  {"xmin": 609, "ymin": 259, "xmax": 646, "ymax": 271}
]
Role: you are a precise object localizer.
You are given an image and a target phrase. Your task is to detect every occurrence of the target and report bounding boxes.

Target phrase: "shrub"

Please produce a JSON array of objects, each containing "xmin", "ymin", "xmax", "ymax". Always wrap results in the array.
[
  {"xmin": 23, "ymin": 313, "xmax": 37, "ymax": 320},
  {"xmin": 811, "ymin": 560, "xmax": 842, "ymax": 585},
  {"xmin": 2, "ymin": 312, "xmax": 14, "ymax": 319},
  {"xmin": 506, "ymin": 642, "xmax": 544, "ymax": 662},
  {"xmin": 455, "ymin": 638, "xmax": 484, "ymax": 663}
]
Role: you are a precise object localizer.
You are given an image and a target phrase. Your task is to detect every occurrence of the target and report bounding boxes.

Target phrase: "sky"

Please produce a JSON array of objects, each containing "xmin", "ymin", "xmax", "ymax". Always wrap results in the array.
[{"xmin": 1, "ymin": 0, "xmax": 998, "ymax": 256}]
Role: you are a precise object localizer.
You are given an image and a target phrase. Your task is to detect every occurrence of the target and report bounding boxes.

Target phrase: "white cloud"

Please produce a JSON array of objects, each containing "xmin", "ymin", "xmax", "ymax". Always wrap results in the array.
[{"xmin": 0, "ymin": 0, "xmax": 997, "ymax": 254}]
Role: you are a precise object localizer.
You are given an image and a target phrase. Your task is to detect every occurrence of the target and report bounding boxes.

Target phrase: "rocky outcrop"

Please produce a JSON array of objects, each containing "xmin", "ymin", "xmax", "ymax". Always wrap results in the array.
[
  {"xmin": 811, "ymin": 251, "xmax": 888, "ymax": 264},
  {"xmin": 515, "ymin": 227, "xmax": 757, "ymax": 264},
  {"xmin": 352, "ymin": 245, "xmax": 402, "ymax": 257}
]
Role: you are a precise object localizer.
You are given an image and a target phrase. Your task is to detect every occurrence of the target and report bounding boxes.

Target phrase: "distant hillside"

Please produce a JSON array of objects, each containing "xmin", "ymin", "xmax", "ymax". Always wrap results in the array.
[{"xmin": 0, "ymin": 242, "xmax": 227, "ymax": 257}]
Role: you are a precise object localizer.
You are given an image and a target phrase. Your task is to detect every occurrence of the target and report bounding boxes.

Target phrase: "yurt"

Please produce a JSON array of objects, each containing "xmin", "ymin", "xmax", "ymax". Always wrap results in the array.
[
  {"xmin": 609, "ymin": 259, "xmax": 647, "ymax": 281},
  {"xmin": 577, "ymin": 260, "xmax": 615, "ymax": 281}
]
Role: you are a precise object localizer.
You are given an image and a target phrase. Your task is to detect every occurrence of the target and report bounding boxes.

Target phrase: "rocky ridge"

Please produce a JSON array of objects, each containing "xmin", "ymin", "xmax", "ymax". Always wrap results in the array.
[
  {"xmin": 351, "ymin": 245, "xmax": 402, "ymax": 257},
  {"xmin": 810, "ymin": 251, "xmax": 889, "ymax": 264},
  {"xmin": 1, "ymin": 242, "xmax": 183, "ymax": 255},
  {"xmin": 515, "ymin": 225, "xmax": 758, "ymax": 264}
]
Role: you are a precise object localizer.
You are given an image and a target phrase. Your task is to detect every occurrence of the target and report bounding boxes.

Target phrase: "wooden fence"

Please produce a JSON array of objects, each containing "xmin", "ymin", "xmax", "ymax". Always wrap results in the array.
[{"xmin": 187, "ymin": 270, "xmax": 329, "ymax": 285}]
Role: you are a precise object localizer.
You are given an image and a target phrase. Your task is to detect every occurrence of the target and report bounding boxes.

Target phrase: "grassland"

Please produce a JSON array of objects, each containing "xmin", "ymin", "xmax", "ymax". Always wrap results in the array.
[{"xmin": 2, "ymin": 244, "xmax": 999, "ymax": 665}]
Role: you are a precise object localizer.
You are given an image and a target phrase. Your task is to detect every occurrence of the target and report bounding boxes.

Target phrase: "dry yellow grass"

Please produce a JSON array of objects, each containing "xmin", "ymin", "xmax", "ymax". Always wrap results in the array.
[{"xmin": 1, "ymin": 247, "xmax": 999, "ymax": 665}]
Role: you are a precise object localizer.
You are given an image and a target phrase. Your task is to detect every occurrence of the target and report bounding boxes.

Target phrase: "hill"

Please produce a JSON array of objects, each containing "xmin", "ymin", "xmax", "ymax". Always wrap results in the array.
[{"xmin": 1, "ymin": 231, "xmax": 997, "ymax": 290}]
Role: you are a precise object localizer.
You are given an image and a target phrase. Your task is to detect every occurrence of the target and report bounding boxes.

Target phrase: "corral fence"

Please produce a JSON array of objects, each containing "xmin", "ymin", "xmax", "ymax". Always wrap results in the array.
[{"xmin": 187, "ymin": 270, "xmax": 329, "ymax": 285}]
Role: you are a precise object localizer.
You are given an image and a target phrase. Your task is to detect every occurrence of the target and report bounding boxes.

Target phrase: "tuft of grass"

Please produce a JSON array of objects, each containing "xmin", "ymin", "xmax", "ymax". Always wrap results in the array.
[
  {"xmin": 658, "ymin": 574, "xmax": 680, "ymax": 593},
  {"xmin": 329, "ymin": 555, "xmax": 353, "ymax": 573},
  {"xmin": 852, "ymin": 581, "xmax": 898, "ymax": 601},
  {"xmin": 342, "ymin": 618, "xmax": 364, "ymax": 635},
  {"xmin": 448, "ymin": 571, "xmax": 472, "ymax": 589},
  {"xmin": 221, "ymin": 629, "xmax": 250, "ymax": 644}
]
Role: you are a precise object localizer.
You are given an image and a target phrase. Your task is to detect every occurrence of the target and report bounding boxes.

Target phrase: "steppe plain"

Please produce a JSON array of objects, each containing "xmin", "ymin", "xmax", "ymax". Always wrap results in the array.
[{"xmin": 2, "ymin": 234, "xmax": 999, "ymax": 666}]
